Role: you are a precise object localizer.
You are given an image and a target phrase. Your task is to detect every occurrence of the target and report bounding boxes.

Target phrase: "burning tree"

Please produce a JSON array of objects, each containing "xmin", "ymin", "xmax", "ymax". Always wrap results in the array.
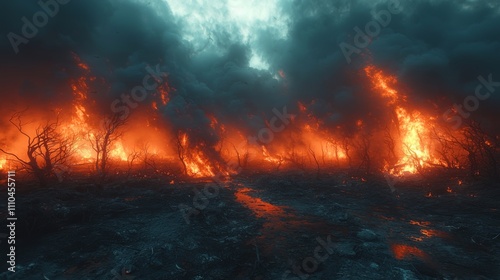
[
  {"xmin": 174, "ymin": 131, "xmax": 228, "ymax": 177},
  {"xmin": 88, "ymin": 114, "xmax": 126, "ymax": 180},
  {"xmin": 0, "ymin": 112, "xmax": 75, "ymax": 187}
]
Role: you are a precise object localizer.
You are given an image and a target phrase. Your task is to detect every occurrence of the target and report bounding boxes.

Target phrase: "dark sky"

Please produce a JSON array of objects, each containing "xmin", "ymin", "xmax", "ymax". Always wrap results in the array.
[{"xmin": 1, "ymin": 0, "xmax": 499, "ymax": 139}]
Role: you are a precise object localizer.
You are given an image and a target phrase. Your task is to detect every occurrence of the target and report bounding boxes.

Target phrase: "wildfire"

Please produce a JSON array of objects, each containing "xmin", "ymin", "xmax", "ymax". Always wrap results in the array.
[
  {"xmin": 395, "ymin": 107, "xmax": 434, "ymax": 174},
  {"xmin": 364, "ymin": 65, "xmax": 438, "ymax": 175},
  {"xmin": 179, "ymin": 132, "xmax": 217, "ymax": 178},
  {"xmin": 60, "ymin": 54, "xmax": 96, "ymax": 162},
  {"xmin": 62, "ymin": 55, "xmax": 132, "ymax": 164},
  {"xmin": 2, "ymin": 54, "xmax": 486, "ymax": 180},
  {"xmin": 261, "ymin": 146, "xmax": 283, "ymax": 164},
  {"xmin": 110, "ymin": 142, "xmax": 128, "ymax": 162}
]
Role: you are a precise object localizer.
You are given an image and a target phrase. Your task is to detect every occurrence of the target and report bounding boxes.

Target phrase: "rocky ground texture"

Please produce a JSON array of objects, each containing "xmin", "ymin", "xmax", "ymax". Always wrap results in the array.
[{"xmin": 0, "ymin": 170, "xmax": 499, "ymax": 279}]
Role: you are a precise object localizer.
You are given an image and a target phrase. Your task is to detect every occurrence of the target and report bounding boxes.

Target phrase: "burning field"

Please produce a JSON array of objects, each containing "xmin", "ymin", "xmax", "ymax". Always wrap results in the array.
[{"xmin": 0, "ymin": 0, "xmax": 499, "ymax": 279}]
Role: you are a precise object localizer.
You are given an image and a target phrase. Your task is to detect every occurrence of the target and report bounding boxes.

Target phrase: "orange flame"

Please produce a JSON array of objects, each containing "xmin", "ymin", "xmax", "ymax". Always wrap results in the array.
[
  {"xmin": 60, "ymin": 54, "xmax": 95, "ymax": 162},
  {"xmin": 179, "ymin": 132, "xmax": 217, "ymax": 178},
  {"xmin": 261, "ymin": 146, "xmax": 283, "ymax": 164},
  {"xmin": 61, "ymin": 55, "xmax": 133, "ymax": 163},
  {"xmin": 364, "ymin": 65, "xmax": 439, "ymax": 175}
]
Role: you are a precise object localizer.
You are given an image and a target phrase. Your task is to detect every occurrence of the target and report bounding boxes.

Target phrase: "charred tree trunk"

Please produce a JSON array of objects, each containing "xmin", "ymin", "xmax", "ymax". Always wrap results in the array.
[
  {"xmin": 176, "ymin": 133, "xmax": 188, "ymax": 176},
  {"xmin": 308, "ymin": 145, "xmax": 320, "ymax": 178},
  {"xmin": 89, "ymin": 114, "xmax": 126, "ymax": 182},
  {"xmin": 0, "ymin": 112, "xmax": 74, "ymax": 187}
]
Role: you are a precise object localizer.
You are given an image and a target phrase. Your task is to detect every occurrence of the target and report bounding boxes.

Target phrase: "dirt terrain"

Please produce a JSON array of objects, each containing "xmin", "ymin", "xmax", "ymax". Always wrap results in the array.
[{"xmin": 0, "ymin": 170, "xmax": 499, "ymax": 280}]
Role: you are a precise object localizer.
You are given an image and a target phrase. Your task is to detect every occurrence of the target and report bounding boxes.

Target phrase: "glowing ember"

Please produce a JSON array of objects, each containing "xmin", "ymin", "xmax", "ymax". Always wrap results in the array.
[
  {"xmin": 409, "ymin": 220, "xmax": 431, "ymax": 227},
  {"xmin": 390, "ymin": 244, "xmax": 427, "ymax": 260},
  {"xmin": 420, "ymin": 229, "xmax": 442, "ymax": 238},
  {"xmin": 0, "ymin": 157, "xmax": 6, "ymax": 169},
  {"xmin": 157, "ymin": 82, "xmax": 172, "ymax": 106}
]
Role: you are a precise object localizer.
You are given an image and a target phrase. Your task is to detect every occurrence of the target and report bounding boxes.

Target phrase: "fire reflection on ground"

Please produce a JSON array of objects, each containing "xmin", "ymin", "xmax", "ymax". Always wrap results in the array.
[
  {"xmin": 390, "ymin": 244, "xmax": 428, "ymax": 261},
  {"xmin": 409, "ymin": 220, "xmax": 450, "ymax": 241},
  {"xmin": 234, "ymin": 185, "xmax": 347, "ymax": 257},
  {"xmin": 391, "ymin": 219, "xmax": 450, "ymax": 265},
  {"xmin": 409, "ymin": 220, "xmax": 430, "ymax": 227},
  {"xmin": 234, "ymin": 187, "xmax": 285, "ymax": 218}
]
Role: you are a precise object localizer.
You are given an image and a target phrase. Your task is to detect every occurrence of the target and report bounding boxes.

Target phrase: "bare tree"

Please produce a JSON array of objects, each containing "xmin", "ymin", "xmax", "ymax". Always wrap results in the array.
[
  {"xmin": 383, "ymin": 125, "xmax": 398, "ymax": 168},
  {"xmin": 354, "ymin": 134, "xmax": 372, "ymax": 173},
  {"xmin": 460, "ymin": 121, "xmax": 498, "ymax": 177},
  {"xmin": 430, "ymin": 127, "xmax": 463, "ymax": 170},
  {"xmin": 0, "ymin": 112, "xmax": 75, "ymax": 187},
  {"xmin": 320, "ymin": 144, "xmax": 326, "ymax": 166},
  {"xmin": 280, "ymin": 129, "xmax": 306, "ymax": 170},
  {"xmin": 175, "ymin": 132, "xmax": 189, "ymax": 175},
  {"xmin": 308, "ymin": 145, "xmax": 320, "ymax": 177},
  {"xmin": 437, "ymin": 121, "xmax": 498, "ymax": 178},
  {"xmin": 137, "ymin": 142, "xmax": 160, "ymax": 173},
  {"xmin": 232, "ymin": 143, "xmax": 249, "ymax": 169},
  {"xmin": 325, "ymin": 138, "xmax": 343, "ymax": 167},
  {"xmin": 341, "ymin": 137, "xmax": 352, "ymax": 168},
  {"xmin": 282, "ymin": 143, "xmax": 305, "ymax": 170},
  {"xmin": 126, "ymin": 146, "xmax": 140, "ymax": 174},
  {"xmin": 88, "ymin": 114, "xmax": 126, "ymax": 180}
]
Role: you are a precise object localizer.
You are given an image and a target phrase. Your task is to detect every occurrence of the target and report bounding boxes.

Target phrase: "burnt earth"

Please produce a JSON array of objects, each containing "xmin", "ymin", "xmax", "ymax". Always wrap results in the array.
[{"xmin": 0, "ymin": 171, "xmax": 499, "ymax": 279}]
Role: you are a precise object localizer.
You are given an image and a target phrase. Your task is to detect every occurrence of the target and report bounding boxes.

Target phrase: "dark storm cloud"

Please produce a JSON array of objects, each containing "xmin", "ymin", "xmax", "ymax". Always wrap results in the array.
[
  {"xmin": 182, "ymin": 44, "xmax": 288, "ymax": 134},
  {"xmin": 0, "ymin": 0, "xmax": 285, "ymax": 147},
  {"xmin": 1, "ymin": 0, "xmax": 499, "ymax": 141},
  {"xmin": 257, "ymin": 0, "xmax": 500, "ymax": 132},
  {"xmin": 0, "ymin": 0, "xmax": 186, "ymax": 115}
]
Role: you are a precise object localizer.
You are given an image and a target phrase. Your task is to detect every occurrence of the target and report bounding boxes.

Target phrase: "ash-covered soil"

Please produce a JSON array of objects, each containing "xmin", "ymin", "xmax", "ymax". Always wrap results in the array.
[{"xmin": 0, "ymin": 171, "xmax": 499, "ymax": 280}]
